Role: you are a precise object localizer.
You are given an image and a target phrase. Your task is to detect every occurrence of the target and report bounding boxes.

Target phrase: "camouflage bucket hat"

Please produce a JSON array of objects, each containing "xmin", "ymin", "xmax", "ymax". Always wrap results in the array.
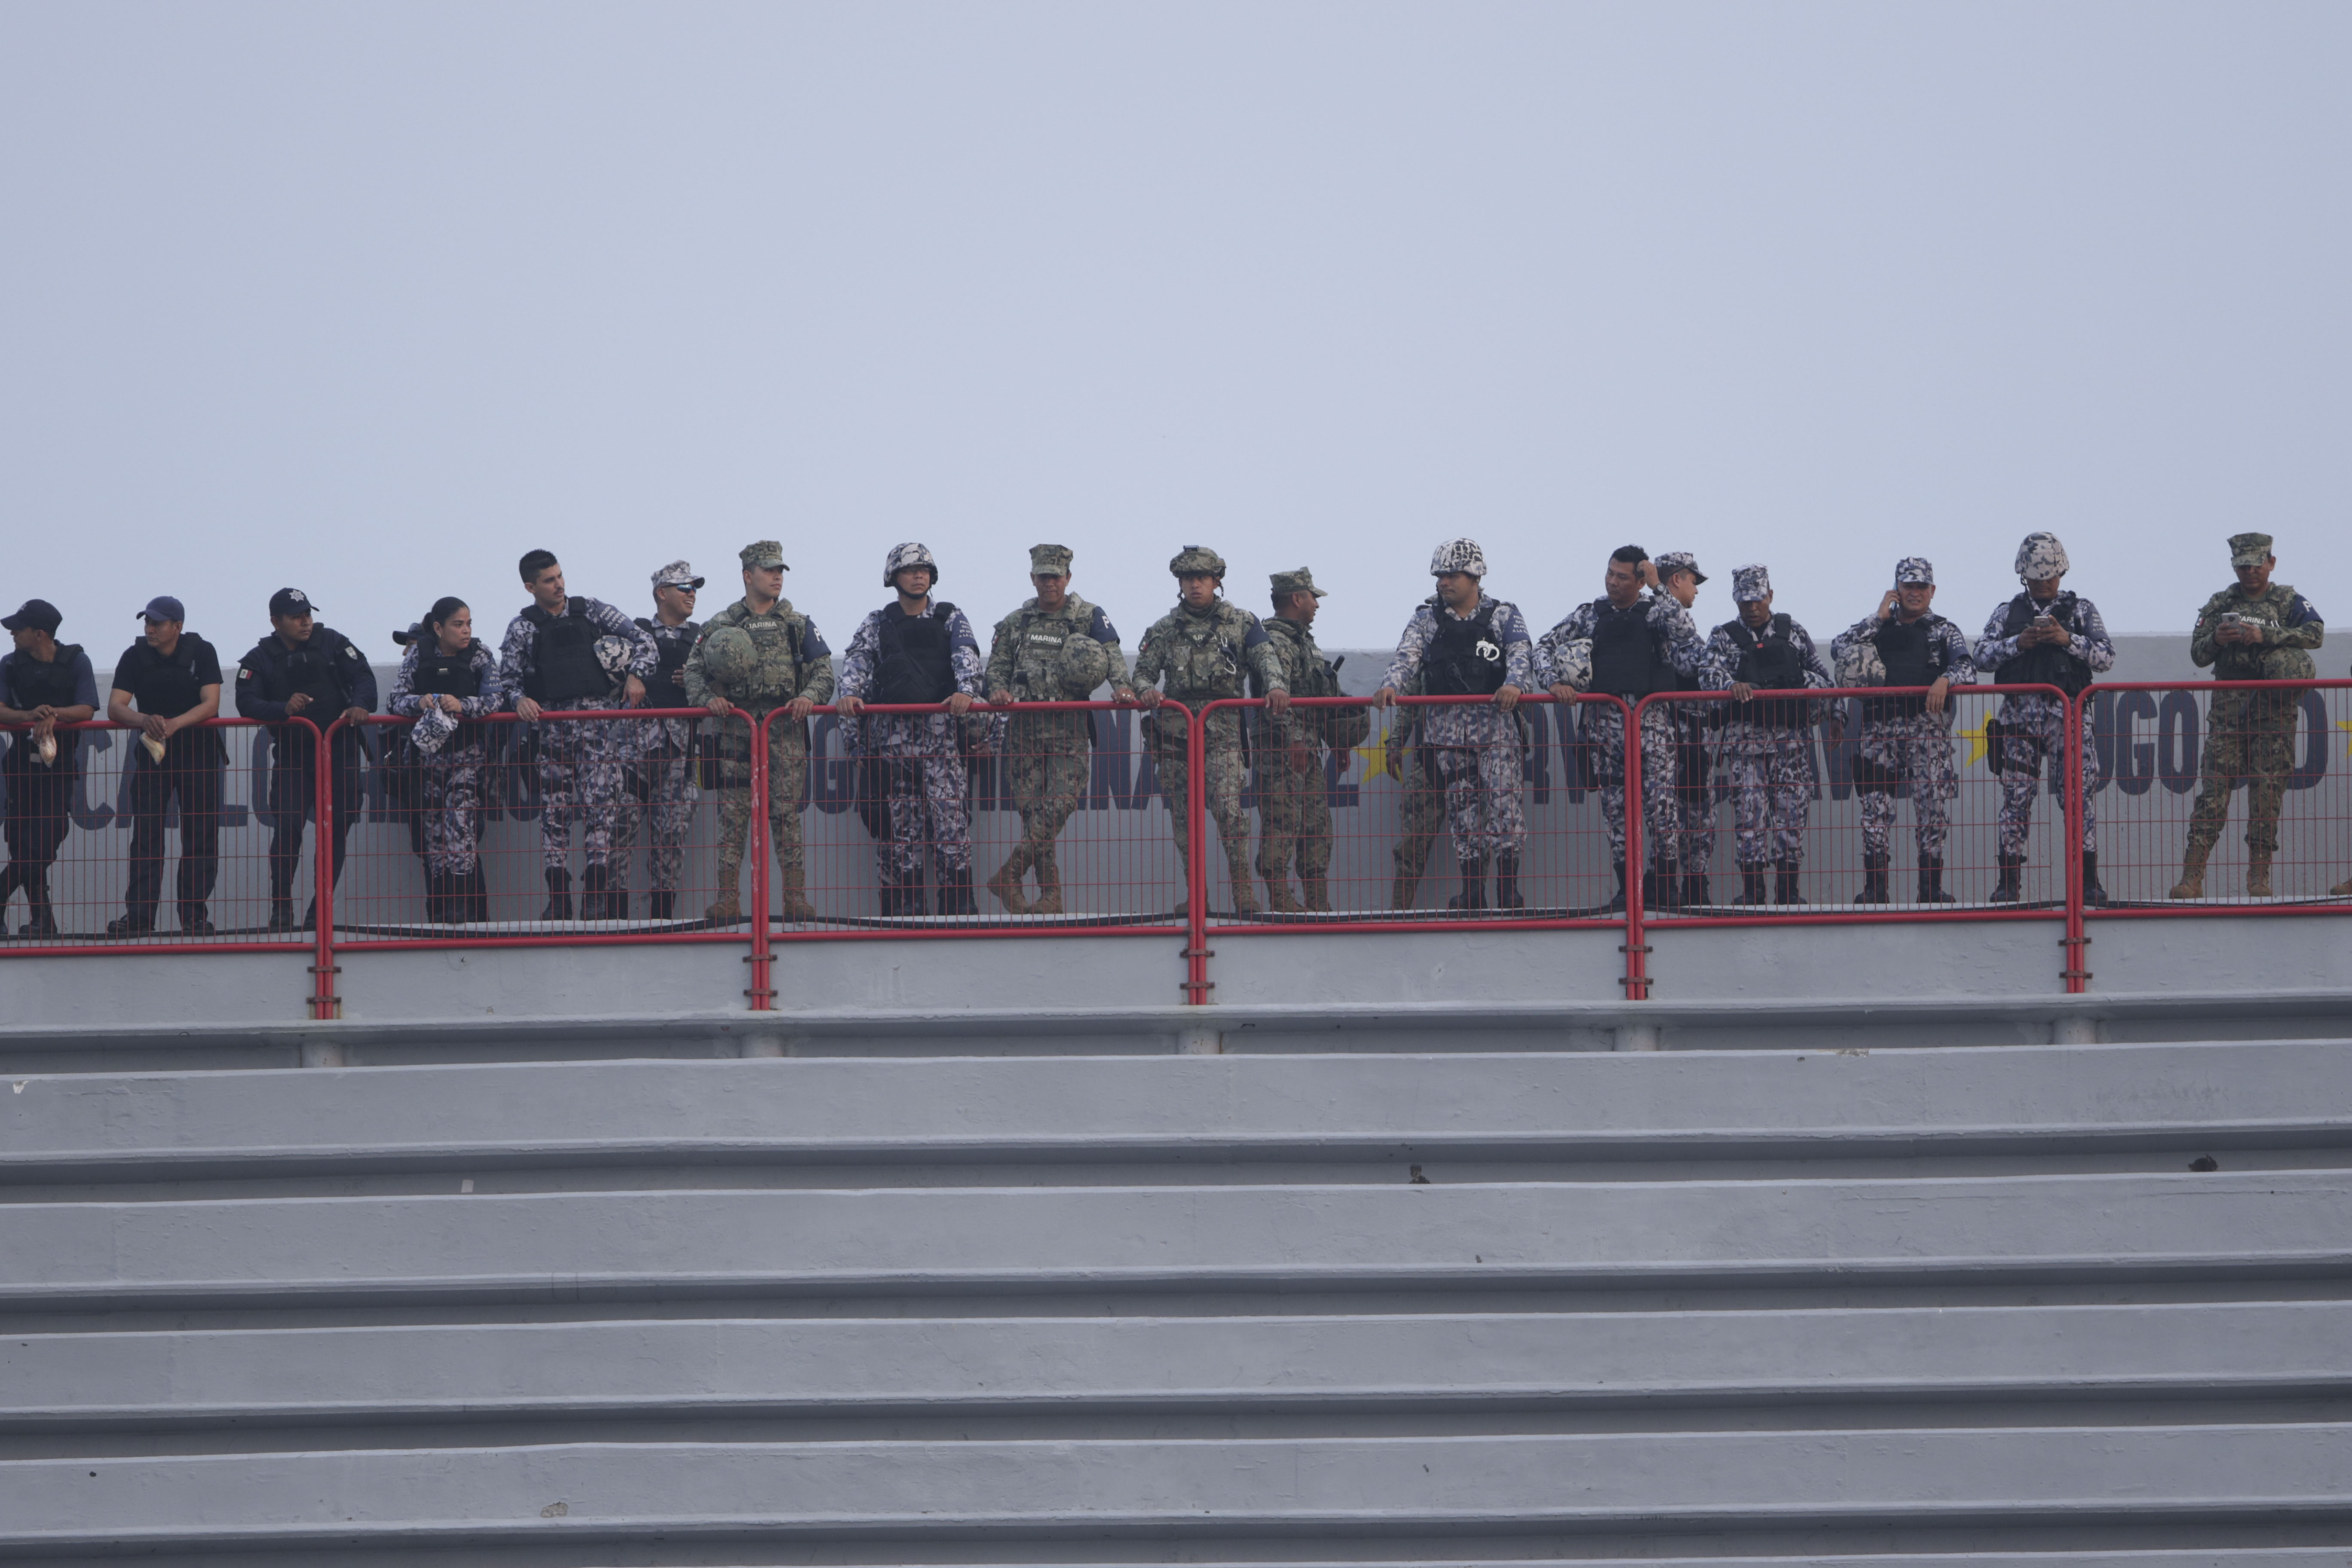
[
  {"xmin": 1428, "ymin": 538, "xmax": 1486, "ymax": 577},
  {"xmin": 2230, "ymin": 532, "xmax": 2275, "ymax": 568},
  {"xmin": 739, "ymin": 540, "xmax": 787, "ymax": 570},
  {"xmin": 1655, "ymin": 550, "xmax": 1706, "ymax": 585},
  {"xmin": 1731, "ymin": 564, "xmax": 1772, "ymax": 603},
  {"xmin": 885, "ymin": 542, "xmax": 939, "ymax": 587},
  {"xmin": 2013, "ymin": 533, "xmax": 2070, "ymax": 581},
  {"xmin": 1170, "ymin": 545, "xmax": 1227, "ymax": 578},
  {"xmin": 1029, "ymin": 543, "xmax": 1074, "ymax": 576},
  {"xmin": 1270, "ymin": 567, "xmax": 1327, "ymax": 599},
  {"xmin": 1893, "ymin": 557, "xmax": 1936, "ymax": 586},
  {"xmin": 700, "ymin": 625, "xmax": 758, "ymax": 685}
]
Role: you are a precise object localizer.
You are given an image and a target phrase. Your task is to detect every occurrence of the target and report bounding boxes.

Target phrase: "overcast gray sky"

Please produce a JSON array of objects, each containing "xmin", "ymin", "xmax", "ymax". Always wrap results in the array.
[{"xmin": 4, "ymin": 1, "xmax": 2346, "ymax": 670}]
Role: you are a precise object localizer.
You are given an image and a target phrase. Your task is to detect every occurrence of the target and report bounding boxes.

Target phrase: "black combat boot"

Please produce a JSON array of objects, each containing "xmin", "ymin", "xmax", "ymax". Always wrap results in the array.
[
  {"xmin": 1731, "ymin": 866, "xmax": 1770, "ymax": 906},
  {"xmin": 1773, "ymin": 861, "xmax": 1806, "ymax": 906},
  {"xmin": 267, "ymin": 898, "xmax": 298, "ymax": 932},
  {"xmin": 1448, "ymin": 857, "xmax": 1488, "ymax": 911},
  {"xmin": 1650, "ymin": 860, "xmax": 1682, "ymax": 910},
  {"xmin": 464, "ymin": 867, "xmax": 490, "ymax": 923},
  {"xmin": 1917, "ymin": 854, "xmax": 1956, "ymax": 904},
  {"xmin": 540, "ymin": 866, "xmax": 573, "ymax": 922},
  {"xmin": 649, "ymin": 889, "xmax": 677, "ymax": 921},
  {"xmin": 1493, "ymin": 851, "xmax": 1524, "ymax": 910},
  {"xmin": 2081, "ymin": 852, "xmax": 2109, "ymax": 907},
  {"xmin": 1855, "ymin": 853, "xmax": 1890, "ymax": 905},
  {"xmin": 603, "ymin": 874, "xmax": 631, "ymax": 922},
  {"xmin": 1684, "ymin": 870, "xmax": 1711, "ymax": 908},
  {"xmin": 20, "ymin": 879, "xmax": 57, "ymax": 937},
  {"xmin": 937, "ymin": 868, "xmax": 978, "ymax": 917},
  {"xmin": 579, "ymin": 865, "xmax": 610, "ymax": 921},
  {"xmin": 1608, "ymin": 864, "xmax": 1629, "ymax": 913},
  {"xmin": 1990, "ymin": 853, "xmax": 2024, "ymax": 904},
  {"xmin": 902, "ymin": 875, "xmax": 931, "ymax": 917},
  {"xmin": 420, "ymin": 872, "xmax": 448, "ymax": 925}
]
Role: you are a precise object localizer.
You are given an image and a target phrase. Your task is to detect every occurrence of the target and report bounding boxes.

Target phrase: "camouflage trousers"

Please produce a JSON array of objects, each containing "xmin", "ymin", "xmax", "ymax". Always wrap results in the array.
[
  {"xmin": 1002, "ymin": 716, "xmax": 1090, "ymax": 880},
  {"xmin": 1390, "ymin": 744, "xmax": 1447, "ymax": 888},
  {"xmin": 1856, "ymin": 713, "xmax": 1957, "ymax": 859},
  {"xmin": 420, "ymin": 746, "xmax": 486, "ymax": 875},
  {"xmin": 1582, "ymin": 704, "xmax": 1681, "ymax": 863},
  {"xmin": 1996, "ymin": 697, "xmax": 2099, "ymax": 858},
  {"xmin": 2186, "ymin": 687, "xmax": 2301, "ymax": 855},
  {"xmin": 534, "ymin": 710, "xmax": 633, "ymax": 871},
  {"xmin": 612, "ymin": 742, "xmax": 695, "ymax": 893},
  {"xmin": 712, "ymin": 710, "xmax": 808, "ymax": 885},
  {"xmin": 1715, "ymin": 726, "xmax": 1814, "ymax": 866},
  {"xmin": 1426, "ymin": 736, "xmax": 1525, "ymax": 859},
  {"xmin": 867, "ymin": 715, "xmax": 972, "ymax": 882},
  {"xmin": 1668, "ymin": 717, "xmax": 1718, "ymax": 868},
  {"xmin": 1256, "ymin": 742, "xmax": 1332, "ymax": 881},
  {"xmin": 1147, "ymin": 707, "xmax": 1250, "ymax": 879}
]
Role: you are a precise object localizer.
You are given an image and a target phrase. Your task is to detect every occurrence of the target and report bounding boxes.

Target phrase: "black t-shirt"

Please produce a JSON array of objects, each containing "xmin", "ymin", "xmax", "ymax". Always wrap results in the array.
[{"xmin": 113, "ymin": 635, "xmax": 227, "ymax": 764}]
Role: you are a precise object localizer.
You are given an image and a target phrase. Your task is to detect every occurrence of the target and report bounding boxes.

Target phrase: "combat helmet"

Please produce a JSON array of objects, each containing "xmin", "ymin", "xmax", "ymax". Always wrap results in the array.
[
  {"xmin": 1169, "ymin": 545, "xmax": 1227, "ymax": 579},
  {"xmin": 885, "ymin": 542, "xmax": 940, "ymax": 588},
  {"xmin": 1056, "ymin": 633, "xmax": 1111, "ymax": 697},
  {"xmin": 1833, "ymin": 639, "xmax": 1886, "ymax": 688},
  {"xmin": 1429, "ymin": 538, "xmax": 1487, "ymax": 578},
  {"xmin": 700, "ymin": 625, "xmax": 759, "ymax": 686},
  {"xmin": 593, "ymin": 636, "xmax": 636, "ymax": 686},
  {"xmin": 1548, "ymin": 637, "xmax": 1595, "ymax": 693}
]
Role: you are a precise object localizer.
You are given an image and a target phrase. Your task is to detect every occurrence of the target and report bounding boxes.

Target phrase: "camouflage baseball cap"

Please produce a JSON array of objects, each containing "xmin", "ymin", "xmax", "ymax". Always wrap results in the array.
[
  {"xmin": 739, "ymin": 541, "xmax": 787, "ymax": 570},
  {"xmin": 1170, "ymin": 545, "xmax": 1227, "ymax": 578},
  {"xmin": 1731, "ymin": 564, "xmax": 1772, "ymax": 603},
  {"xmin": 1655, "ymin": 551, "xmax": 1707, "ymax": 585},
  {"xmin": 1029, "ymin": 543, "xmax": 1073, "ymax": 576},
  {"xmin": 2013, "ymin": 533, "xmax": 2069, "ymax": 581},
  {"xmin": 1270, "ymin": 567, "xmax": 1326, "ymax": 599},
  {"xmin": 2230, "ymin": 532, "xmax": 2275, "ymax": 567},
  {"xmin": 652, "ymin": 560, "xmax": 705, "ymax": 590},
  {"xmin": 1894, "ymin": 556, "xmax": 1936, "ymax": 585}
]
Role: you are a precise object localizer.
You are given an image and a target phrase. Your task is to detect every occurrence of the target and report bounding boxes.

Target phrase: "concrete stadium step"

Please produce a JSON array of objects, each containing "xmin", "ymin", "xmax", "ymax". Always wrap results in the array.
[
  {"xmin": 5, "ymin": 1427, "xmax": 2349, "ymax": 1554},
  {"xmin": 4, "ymin": 1042, "xmax": 2346, "ymax": 1190},
  {"xmin": 8, "ymin": 1302, "xmax": 2350, "ymax": 1432},
  {"xmin": 6, "ymin": 1171, "xmax": 2349, "ymax": 1314}
]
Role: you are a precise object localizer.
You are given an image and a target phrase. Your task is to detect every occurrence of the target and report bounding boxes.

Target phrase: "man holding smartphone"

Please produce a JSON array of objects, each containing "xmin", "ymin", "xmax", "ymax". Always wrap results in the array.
[{"xmin": 1972, "ymin": 534, "xmax": 2114, "ymax": 905}]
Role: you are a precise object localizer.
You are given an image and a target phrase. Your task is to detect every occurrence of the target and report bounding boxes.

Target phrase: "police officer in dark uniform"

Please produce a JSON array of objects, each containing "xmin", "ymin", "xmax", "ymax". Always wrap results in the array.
[
  {"xmin": 234, "ymin": 588, "xmax": 379, "ymax": 931},
  {"xmin": 0, "ymin": 600, "xmax": 99, "ymax": 936},
  {"xmin": 107, "ymin": 596, "xmax": 228, "ymax": 935}
]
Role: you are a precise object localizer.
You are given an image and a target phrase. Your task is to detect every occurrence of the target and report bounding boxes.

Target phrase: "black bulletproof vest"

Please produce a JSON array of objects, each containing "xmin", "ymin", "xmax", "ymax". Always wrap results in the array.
[
  {"xmin": 276, "ymin": 642, "xmax": 343, "ymax": 707},
  {"xmin": 410, "ymin": 645, "xmax": 481, "ymax": 699},
  {"xmin": 875, "ymin": 602, "xmax": 957, "ymax": 705},
  {"xmin": 1725, "ymin": 616, "xmax": 1807, "ymax": 728},
  {"xmin": 1868, "ymin": 617, "xmax": 1948, "ymax": 720},
  {"xmin": 1424, "ymin": 605, "xmax": 1507, "ymax": 696},
  {"xmin": 637, "ymin": 619, "xmax": 698, "ymax": 707},
  {"xmin": 1589, "ymin": 603, "xmax": 1663, "ymax": 698},
  {"xmin": 6, "ymin": 645, "xmax": 83, "ymax": 763},
  {"xmin": 523, "ymin": 604, "xmax": 608, "ymax": 703},
  {"xmin": 1993, "ymin": 593, "xmax": 2091, "ymax": 696},
  {"xmin": 132, "ymin": 637, "xmax": 207, "ymax": 717}
]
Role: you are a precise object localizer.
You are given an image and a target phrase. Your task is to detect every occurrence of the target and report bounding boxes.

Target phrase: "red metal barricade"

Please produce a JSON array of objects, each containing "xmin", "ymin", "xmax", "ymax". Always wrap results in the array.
[{"xmin": 0, "ymin": 717, "xmax": 328, "ymax": 961}]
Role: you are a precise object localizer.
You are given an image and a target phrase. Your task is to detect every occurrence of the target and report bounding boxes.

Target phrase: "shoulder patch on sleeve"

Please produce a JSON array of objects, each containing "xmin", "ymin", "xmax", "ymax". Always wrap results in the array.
[{"xmin": 1090, "ymin": 606, "xmax": 1118, "ymax": 642}]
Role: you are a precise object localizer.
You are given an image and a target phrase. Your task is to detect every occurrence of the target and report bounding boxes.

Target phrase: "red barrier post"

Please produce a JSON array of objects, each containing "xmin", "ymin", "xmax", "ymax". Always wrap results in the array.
[
  {"xmin": 1622, "ymin": 694, "xmax": 1648, "ymax": 1001},
  {"xmin": 1180, "ymin": 700, "xmax": 1209, "ymax": 1004},
  {"xmin": 747, "ymin": 707, "xmax": 773, "ymax": 1010},
  {"xmin": 2062, "ymin": 689, "xmax": 2088, "ymax": 993},
  {"xmin": 306, "ymin": 714, "xmax": 339, "ymax": 1018}
]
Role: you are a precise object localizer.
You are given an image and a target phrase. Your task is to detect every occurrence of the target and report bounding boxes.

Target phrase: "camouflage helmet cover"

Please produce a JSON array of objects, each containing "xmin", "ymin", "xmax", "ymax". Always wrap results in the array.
[
  {"xmin": 1549, "ymin": 637, "xmax": 1595, "ymax": 693},
  {"xmin": 2013, "ymin": 533, "xmax": 2070, "ymax": 581},
  {"xmin": 699, "ymin": 624, "xmax": 759, "ymax": 685},
  {"xmin": 1169, "ymin": 545, "xmax": 1227, "ymax": 579},
  {"xmin": 1057, "ymin": 633, "xmax": 1111, "ymax": 695},
  {"xmin": 1834, "ymin": 637, "xmax": 1887, "ymax": 688},
  {"xmin": 1429, "ymin": 538, "xmax": 1486, "ymax": 578},
  {"xmin": 593, "ymin": 635, "xmax": 635, "ymax": 678},
  {"xmin": 885, "ymin": 542, "xmax": 940, "ymax": 587}
]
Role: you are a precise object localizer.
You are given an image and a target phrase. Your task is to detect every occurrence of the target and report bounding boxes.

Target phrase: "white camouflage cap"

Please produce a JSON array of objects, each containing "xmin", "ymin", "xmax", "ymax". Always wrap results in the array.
[
  {"xmin": 651, "ymin": 560, "xmax": 705, "ymax": 590},
  {"xmin": 1731, "ymin": 564, "xmax": 1772, "ymax": 602},
  {"xmin": 1894, "ymin": 557, "xmax": 1935, "ymax": 585}
]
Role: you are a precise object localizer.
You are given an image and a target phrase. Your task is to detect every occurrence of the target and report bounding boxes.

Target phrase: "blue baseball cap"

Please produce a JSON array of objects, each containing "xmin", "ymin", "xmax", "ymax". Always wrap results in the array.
[{"xmin": 138, "ymin": 595, "xmax": 186, "ymax": 623}]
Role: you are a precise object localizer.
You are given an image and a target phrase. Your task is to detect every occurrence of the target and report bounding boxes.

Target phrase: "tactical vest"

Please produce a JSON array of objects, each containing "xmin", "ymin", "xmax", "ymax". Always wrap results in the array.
[
  {"xmin": 6, "ymin": 645, "xmax": 83, "ymax": 764},
  {"xmin": 1425, "ymin": 604, "xmax": 1507, "ymax": 697},
  {"xmin": 273, "ymin": 640, "xmax": 344, "ymax": 709},
  {"xmin": 1589, "ymin": 603, "xmax": 1663, "ymax": 698},
  {"xmin": 410, "ymin": 643, "xmax": 485, "ymax": 747},
  {"xmin": 1011, "ymin": 609, "xmax": 1076, "ymax": 700},
  {"xmin": 1724, "ymin": 616, "xmax": 1807, "ymax": 728},
  {"xmin": 522, "ymin": 603, "xmax": 608, "ymax": 704},
  {"xmin": 875, "ymin": 602, "xmax": 957, "ymax": 705},
  {"xmin": 1868, "ymin": 616, "xmax": 1949, "ymax": 720},
  {"xmin": 1161, "ymin": 611, "xmax": 1244, "ymax": 699},
  {"xmin": 637, "ymin": 618, "xmax": 698, "ymax": 707},
  {"xmin": 1260, "ymin": 620, "xmax": 1338, "ymax": 699},
  {"xmin": 1993, "ymin": 593, "xmax": 2091, "ymax": 696}
]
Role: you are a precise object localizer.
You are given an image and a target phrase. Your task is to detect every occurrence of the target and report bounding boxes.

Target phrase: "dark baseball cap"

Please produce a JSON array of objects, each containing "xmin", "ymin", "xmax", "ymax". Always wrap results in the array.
[
  {"xmin": 269, "ymin": 588, "xmax": 318, "ymax": 618},
  {"xmin": 138, "ymin": 595, "xmax": 186, "ymax": 624},
  {"xmin": 2, "ymin": 599, "xmax": 61, "ymax": 634}
]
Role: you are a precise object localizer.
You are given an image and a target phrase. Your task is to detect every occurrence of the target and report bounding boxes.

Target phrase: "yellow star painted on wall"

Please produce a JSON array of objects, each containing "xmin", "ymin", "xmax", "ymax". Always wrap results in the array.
[
  {"xmin": 1961, "ymin": 714, "xmax": 1993, "ymax": 768},
  {"xmin": 2337, "ymin": 717, "xmax": 2352, "ymax": 757}
]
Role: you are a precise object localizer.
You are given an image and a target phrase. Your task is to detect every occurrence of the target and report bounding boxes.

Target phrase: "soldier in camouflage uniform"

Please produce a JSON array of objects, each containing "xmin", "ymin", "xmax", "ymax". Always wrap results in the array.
[
  {"xmin": 1537, "ymin": 545, "xmax": 1714, "ymax": 911},
  {"xmin": 1376, "ymin": 539, "xmax": 1534, "ymax": 911},
  {"xmin": 1972, "ymin": 533, "xmax": 2116, "ymax": 906},
  {"xmin": 1256, "ymin": 567, "xmax": 1364, "ymax": 913},
  {"xmin": 2171, "ymin": 532, "xmax": 2325, "ymax": 900},
  {"xmin": 1133, "ymin": 545, "xmax": 1290, "ymax": 917},
  {"xmin": 500, "ymin": 550, "xmax": 657, "ymax": 921},
  {"xmin": 1378, "ymin": 672, "xmax": 1449, "ymax": 910},
  {"xmin": 1702, "ymin": 565, "xmax": 1832, "ymax": 906},
  {"xmin": 983, "ymin": 543, "xmax": 1136, "ymax": 915},
  {"xmin": 612, "ymin": 560, "xmax": 705, "ymax": 921},
  {"xmin": 1651, "ymin": 551, "xmax": 1724, "ymax": 904},
  {"xmin": 1828, "ymin": 557, "xmax": 1978, "ymax": 904},
  {"xmin": 681, "ymin": 541, "xmax": 834, "ymax": 925},
  {"xmin": 837, "ymin": 543, "xmax": 987, "ymax": 918}
]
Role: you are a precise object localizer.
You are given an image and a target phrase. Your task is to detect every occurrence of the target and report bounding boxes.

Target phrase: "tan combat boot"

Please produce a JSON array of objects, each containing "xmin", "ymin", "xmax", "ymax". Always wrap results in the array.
[
  {"xmin": 987, "ymin": 847, "xmax": 1032, "ymax": 915},
  {"xmin": 704, "ymin": 891, "xmax": 743, "ymax": 924},
  {"xmin": 1227, "ymin": 869, "xmax": 1261, "ymax": 917},
  {"xmin": 1390, "ymin": 872, "xmax": 1419, "ymax": 911},
  {"xmin": 1302, "ymin": 876, "xmax": 1332, "ymax": 913},
  {"xmin": 1029, "ymin": 860, "xmax": 1064, "ymax": 916},
  {"xmin": 2334, "ymin": 874, "xmax": 2352, "ymax": 897},
  {"xmin": 777, "ymin": 864, "xmax": 818, "ymax": 924},
  {"xmin": 2246, "ymin": 850, "xmax": 2274, "ymax": 899},
  {"xmin": 1264, "ymin": 875, "xmax": 1305, "ymax": 914},
  {"xmin": 2168, "ymin": 842, "xmax": 2210, "ymax": 900}
]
